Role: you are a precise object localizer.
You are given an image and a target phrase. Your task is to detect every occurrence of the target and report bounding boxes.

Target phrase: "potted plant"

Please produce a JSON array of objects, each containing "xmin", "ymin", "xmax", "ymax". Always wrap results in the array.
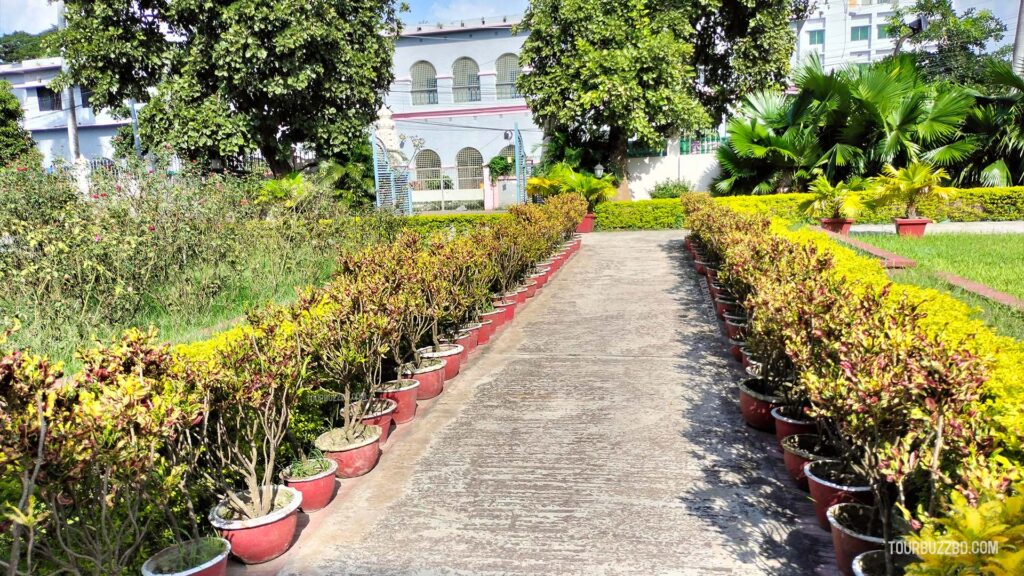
[
  {"xmin": 780, "ymin": 434, "xmax": 838, "ymax": 490},
  {"xmin": 869, "ymin": 162, "xmax": 949, "ymax": 237},
  {"xmin": 804, "ymin": 460, "xmax": 873, "ymax": 531},
  {"xmin": 377, "ymin": 379, "xmax": 420, "ymax": 424},
  {"xmin": 799, "ymin": 175, "xmax": 865, "ymax": 235},
  {"xmin": 528, "ymin": 163, "xmax": 614, "ymax": 233},
  {"xmin": 141, "ymin": 537, "xmax": 232, "ymax": 576},
  {"xmin": 282, "ymin": 452, "xmax": 338, "ymax": 512}
]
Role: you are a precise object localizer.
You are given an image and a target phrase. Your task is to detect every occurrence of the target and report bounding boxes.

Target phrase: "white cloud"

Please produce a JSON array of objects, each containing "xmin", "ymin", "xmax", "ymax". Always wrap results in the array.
[
  {"xmin": 426, "ymin": 0, "xmax": 526, "ymax": 24},
  {"xmin": 0, "ymin": 0, "xmax": 61, "ymax": 34}
]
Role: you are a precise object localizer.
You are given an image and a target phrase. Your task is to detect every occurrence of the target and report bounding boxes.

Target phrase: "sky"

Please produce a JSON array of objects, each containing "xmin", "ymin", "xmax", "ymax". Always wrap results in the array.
[{"xmin": 0, "ymin": 0, "xmax": 529, "ymax": 35}]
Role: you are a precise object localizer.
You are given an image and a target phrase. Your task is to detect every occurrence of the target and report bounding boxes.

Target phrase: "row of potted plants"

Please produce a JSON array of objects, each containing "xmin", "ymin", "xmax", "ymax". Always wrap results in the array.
[
  {"xmin": 0, "ymin": 194, "xmax": 588, "ymax": 575},
  {"xmin": 681, "ymin": 192, "xmax": 1023, "ymax": 576}
]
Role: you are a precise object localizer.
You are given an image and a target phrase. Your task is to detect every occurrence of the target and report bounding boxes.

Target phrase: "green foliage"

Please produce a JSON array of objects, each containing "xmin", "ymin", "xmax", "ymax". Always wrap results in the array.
[
  {"xmin": 594, "ymin": 199, "xmax": 684, "ymax": 230},
  {"xmin": 0, "ymin": 28, "xmax": 58, "ymax": 63},
  {"xmin": 316, "ymin": 144, "xmax": 377, "ymax": 209},
  {"xmin": 0, "ymin": 80, "xmax": 34, "ymax": 167},
  {"xmin": 649, "ymin": 180, "xmax": 692, "ymax": 199},
  {"xmin": 527, "ymin": 163, "xmax": 616, "ymax": 211},
  {"xmin": 518, "ymin": 0, "xmax": 709, "ymax": 178},
  {"xmin": 685, "ymin": 0, "xmax": 797, "ymax": 125},
  {"xmin": 870, "ymin": 162, "xmax": 951, "ymax": 219},
  {"xmin": 56, "ymin": 0, "xmax": 401, "ymax": 174},
  {"xmin": 798, "ymin": 176, "xmax": 866, "ymax": 219},
  {"xmin": 488, "ymin": 155, "xmax": 515, "ymax": 179},
  {"xmin": 404, "ymin": 213, "xmax": 511, "ymax": 237},
  {"xmin": 886, "ymin": 0, "xmax": 1007, "ymax": 86}
]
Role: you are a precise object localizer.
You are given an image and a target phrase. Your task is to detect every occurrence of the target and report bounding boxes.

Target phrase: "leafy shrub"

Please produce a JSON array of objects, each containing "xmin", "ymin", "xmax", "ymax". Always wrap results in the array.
[
  {"xmin": 649, "ymin": 179, "xmax": 692, "ymax": 199},
  {"xmin": 594, "ymin": 199, "xmax": 684, "ymax": 230},
  {"xmin": 404, "ymin": 213, "xmax": 510, "ymax": 236}
]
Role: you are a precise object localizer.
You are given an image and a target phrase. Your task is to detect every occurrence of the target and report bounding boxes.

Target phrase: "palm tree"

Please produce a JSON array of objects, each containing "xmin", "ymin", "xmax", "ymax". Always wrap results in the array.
[
  {"xmin": 948, "ymin": 61, "xmax": 1024, "ymax": 187},
  {"xmin": 870, "ymin": 161, "xmax": 950, "ymax": 219}
]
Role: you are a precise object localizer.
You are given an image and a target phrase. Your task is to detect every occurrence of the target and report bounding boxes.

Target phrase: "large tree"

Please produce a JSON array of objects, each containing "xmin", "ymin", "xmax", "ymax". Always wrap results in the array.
[
  {"xmin": 55, "ymin": 0, "xmax": 401, "ymax": 175},
  {"xmin": 684, "ymin": 0, "xmax": 799, "ymax": 126},
  {"xmin": 518, "ymin": 0, "xmax": 709, "ymax": 198},
  {"xmin": 0, "ymin": 80, "xmax": 34, "ymax": 166},
  {"xmin": 887, "ymin": 0, "xmax": 1007, "ymax": 86},
  {"xmin": 0, "ymin": 28, "xmax": 59, "ymax": 63}
]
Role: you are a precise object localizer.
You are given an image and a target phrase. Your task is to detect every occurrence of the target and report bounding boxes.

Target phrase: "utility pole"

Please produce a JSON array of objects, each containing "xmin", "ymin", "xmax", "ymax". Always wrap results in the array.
[
  {"xmin": 1014, "ymin": 0, "xmax": 1024, "ymax": 76},
  {"xmin": 128, "ymin": 98, "xmax": 142, "ymax": 156},
  {"xmin": 58, "ymin": 11, "xmax": 86, "ymax": 194}
]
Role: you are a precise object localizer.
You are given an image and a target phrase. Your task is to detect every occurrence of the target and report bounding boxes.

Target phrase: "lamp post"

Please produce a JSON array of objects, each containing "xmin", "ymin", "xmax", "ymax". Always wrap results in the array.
[{"xmin": 593, "ymin": 163, "xmax": 604, "ymax": 178}]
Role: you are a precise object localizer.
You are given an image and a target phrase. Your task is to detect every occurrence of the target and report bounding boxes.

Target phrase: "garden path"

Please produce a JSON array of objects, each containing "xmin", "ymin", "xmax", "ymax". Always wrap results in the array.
[{"xmin": 236, "ymin": 230, "xmax": 838, "ymax": 576}]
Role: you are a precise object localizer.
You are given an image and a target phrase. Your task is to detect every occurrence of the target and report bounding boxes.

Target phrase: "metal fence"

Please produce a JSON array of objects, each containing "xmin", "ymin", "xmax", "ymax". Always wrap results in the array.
[
  {"xmin": 680, "ymin": 136, "xmax": 728, "ymax": 156},
  {"xmin": 408, "ymin": 165, "xmax": 486, "ymax": 212}
]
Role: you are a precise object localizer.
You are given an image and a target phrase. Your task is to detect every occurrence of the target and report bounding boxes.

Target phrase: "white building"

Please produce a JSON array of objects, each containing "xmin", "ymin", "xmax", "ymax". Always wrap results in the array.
[
  {"xmin": 0, "ymin": 57, "xmax": 130, "ymax": 165},
  {"xmin": 383, "ymin": 15, "xmax": 543, "ymax": 210},
  {"xmin": 792, "ymin": 0, "xmax": 1016, "ymax": 72}
]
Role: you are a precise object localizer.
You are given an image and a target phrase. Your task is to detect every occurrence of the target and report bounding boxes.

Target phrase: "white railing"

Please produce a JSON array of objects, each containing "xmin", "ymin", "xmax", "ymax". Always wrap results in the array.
[{"xmin": 409, "ymin": 165, "xmax": 486, "ymax": 212}]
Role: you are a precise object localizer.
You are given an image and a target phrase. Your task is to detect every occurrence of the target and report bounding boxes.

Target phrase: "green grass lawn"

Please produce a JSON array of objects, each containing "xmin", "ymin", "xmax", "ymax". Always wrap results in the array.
[{"xmin": 852, "ymin": 233, "xmax": 1024, "ymax": 340}]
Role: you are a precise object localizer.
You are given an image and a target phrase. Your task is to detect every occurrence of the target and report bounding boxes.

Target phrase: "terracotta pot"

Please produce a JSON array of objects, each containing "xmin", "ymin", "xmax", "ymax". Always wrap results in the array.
[
  {"xmin": 401, "ymin": 359, "xmax": 447, "ymax": 399},
  {"xmin": 724, "ymin": 316, "xmax": 748, "ymax": 340},
  {"xmin": 714, "ymin": 296, "xmax": 740, "ymax": 320},
  {"xmin": 894, "ymin": 217, "xmax": 931, "ymax": 237},
  {"xmin": 494, "ymin": 300, "xmax": 517, "ymax": 323},
  {"xmin": 209, "ymin": 486, "xmax": 302, "ymax": 564},
  {"xmin": 738, "ymin": 378, "xmax": 784, "ymax": 432},
  {"xmin": 771, "ymin": 406, "xmax": 817, "ymax": 444},
  {"xmin": 576, "ymin": 213, "xmax": 596, "ymax": 233},
  {"xmin": 476, "ymin": 319, "xmax": 495, "ymax": 344},
  {"xmin": 852, "ymin": 550, "xmax": 915, "ymax": 576},
  {"xmin": 377, "ymin": 379, "xmax": 419, "ymax": 424},
  {"xmin": 694, "ymin": 259, "xmax": 708, "ymax": 275},
  {"xmin": 524, "ymin": 280, "xmax": 539, "ymax": 299},
  {"xmin": 418, "ymin": 344, "xmax": 464, "ymax": 381},
  {"xmin": 821, "ymin": 218, "xmax": 855, "ymax": 235},
  {"xmin": 283, "ymin": 459, "xmax": 338, "ymax": 512},
  {"xmin": 458, "ymin": 325, "xmax": 480, "ymax": 354},
  {"xmin": 480, "ymin": 309, "xmax": 505, "ymax": 333},
  {"xmin": 360, "ymin": 398, "xmax": 399, "ymax": 444},
  {"xmin": 706, "ymin": 267, "xmax": 718, "ymax": 281},
  {"xmin": 729, "ymin": 338, "xmax": 746, "ymax": 363},
  {"xmin": 142, "ymin": 537, "xmax": 231, "ymax": 576},
  {"xmin": 781, "ymin": 434, "xmax": 839, "ymax": 490},
  {"xmin": 805, "ymin": 460, "xmax": 873, "ymax": 531},
  {"xmin": 530, "ymin": 270, "xmax": 549, "ymax": 289},
  {"xmin": 512, "ymin": 288, "xmax": 528, "ymax": 305},
  {"xmin": 828, "ymin": 503, "xmax": 887, "ymax": 576},
  {"xmin": 707, "ymin": 278, "xmax": 721, "ymax": 301},
  {"xmin": 316, "ymin": 426, "xmax": 383, "ymax": 479}
]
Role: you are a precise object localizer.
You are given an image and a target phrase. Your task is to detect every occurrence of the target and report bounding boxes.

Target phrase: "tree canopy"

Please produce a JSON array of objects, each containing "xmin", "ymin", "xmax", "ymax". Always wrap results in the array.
[
  {"xmin": 56, "ymin": 0, "xmax": 401, "ymax": 175},
  {"xmin": 518, "ymin": 0, "xmax": 710, "ymax": 190},
  {"xmin": 0, "ymin": 28, "xmax": 58, "ymax": 63},
  {"xmin": 0, "ymin": 80, "xmax": 34, "ymax": 166}
]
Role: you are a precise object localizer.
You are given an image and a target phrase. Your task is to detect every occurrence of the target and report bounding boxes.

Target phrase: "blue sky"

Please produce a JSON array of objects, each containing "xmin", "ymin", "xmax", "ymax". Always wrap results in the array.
[{"xmin": 0, "ymin": 0, "xmax": 529, "ymax": 34}]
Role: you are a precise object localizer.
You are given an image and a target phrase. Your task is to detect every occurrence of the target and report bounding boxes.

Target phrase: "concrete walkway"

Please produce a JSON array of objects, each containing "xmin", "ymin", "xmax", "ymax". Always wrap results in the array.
[
  {"xmin": 850, "ymin": 221, "xmax": 1024, "ymax": 234},
  {"xmin": 249, "ymin": 230, "xmax": 837, "ymax": 576}
]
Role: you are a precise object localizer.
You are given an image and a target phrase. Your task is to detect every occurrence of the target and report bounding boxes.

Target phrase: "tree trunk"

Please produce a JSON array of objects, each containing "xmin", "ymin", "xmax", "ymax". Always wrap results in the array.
[
  {"xmin": 257, "ymin": 124, "xmax": 292, "ymax": 177},
  {"xmin": 609, "ymin": 126, "xmax": 630, "ymax": 201}
]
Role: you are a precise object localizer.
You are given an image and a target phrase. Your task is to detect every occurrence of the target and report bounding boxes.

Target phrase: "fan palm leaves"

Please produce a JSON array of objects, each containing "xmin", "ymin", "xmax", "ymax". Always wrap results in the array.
[{"xmin": 870, "ymin": 162, "xmax": 950, "ymax": 219}]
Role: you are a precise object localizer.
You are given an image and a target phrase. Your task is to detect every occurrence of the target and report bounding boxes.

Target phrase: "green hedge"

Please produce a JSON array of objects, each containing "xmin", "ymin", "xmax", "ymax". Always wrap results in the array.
[
  {"xmin": 404, "ymin": 213, "xmax": 510, "ymax": 235},
  {"xmin": 713, "ymin": 186, "xmax": 1024, "ymax": 224},
  {"xmin": 594, "ymin": 199, "xmax": 684, "ymax": 230}
]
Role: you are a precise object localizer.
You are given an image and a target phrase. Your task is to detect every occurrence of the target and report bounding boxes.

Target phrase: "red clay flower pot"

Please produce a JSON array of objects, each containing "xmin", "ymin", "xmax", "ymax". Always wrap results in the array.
[
  {"xmin": 827, "ymin": 503, "xmax": 886, "ymax": 576},
  {"xmin": 283, "ymin": 459, "xmax": 338, "ymax": 512},
  {"xmin": 209, "ymin": 486, "xmax": 302, "ymax": 564},
  {"xmin": 821, "ymin": 218, "xmax": 855, "ymax": 235},
  {"xmin": 402, "ymin": 359, "xmax": 447, "ymax": 399},
  {"xmin": 714, "ymin": 296, "xmax": 740, "ymax": 320},
  {"xmin": 512, "ymin": 288, "xmax": 528, "ymax": 305},
  {"xmin": 724, "ymin": 316, "xmax": 747, "ymax": 340},
  {"xmin": 894, "ymin": 217, "xmax": 931, "ymax": 237},
  {"xmin": 360, "ymin": 398, "xmax": 399, "ymax": 444},
  {"xmin": 419, "ymin": 344, "xmax": 463, "ymax": 381},
  {"xmin": 771, "ymin": 406, "xmax": 817, "ymax": 444},
  {"xmin": 805, "ymin": 460, "xmax": 873, "ymax": 531},
  {"xmin": 480, "ymin": 310, "xmax": 504, "ymax": 333},
  {"xmin": 377, "ymin": 379, "xmax": 419, "ymax": 424},
  {"xmin": 476, "ymin": 319, "xmax": 495, "ymax": 344},
  {"xmin": 316, "ymin": 425, "xmax": 383, "ymax": 479},
  {"xmin": 524, "ymin": 280, "xmax": 539, "ymax": 299},
  {"xmin": 494, "ymin": 300, "xmax": 517, "ymax": 323},
  {"xmin": 729, "ymin": 338, "xmax": 745, "ymax": 363},
  {"xmin": 781, "ymin": 434, "xmax": 838, "ymax": 490},
  {"xmin": 576, "ymin": 213, "xmax": 595, "ymax": 233},
  {"xmin": 738, "ymin": 378, "xmax": 784, "ymax": 432},
  {"xmin": 456, "ymin": 329, "xmax": 477, "ymax": 355},
  {"xmin": 142, "ymin": 537, "xmax": 231, "ymax": 576},
  {"xmin": 851, "ymin": 550, "xmax": 915, "ymax": 576}
]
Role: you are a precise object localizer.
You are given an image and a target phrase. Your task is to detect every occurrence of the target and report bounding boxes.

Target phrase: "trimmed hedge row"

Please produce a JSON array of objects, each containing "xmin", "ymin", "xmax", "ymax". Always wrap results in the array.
[
  {"xmin": 594, "ymin": 199, "xmax": 684, "ymax": 230},
  {"xmin": 405, "ymin": 213, "xmax": 510, "ymax": 235},
  {"xmin": 715, "ymin": 186, "xmax": 1024, "ymax": 224}
]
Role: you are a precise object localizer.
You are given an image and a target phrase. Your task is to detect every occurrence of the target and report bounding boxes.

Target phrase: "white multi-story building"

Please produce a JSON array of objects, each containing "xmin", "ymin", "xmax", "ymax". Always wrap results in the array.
[
  {"xmin": 0, "ymin": 57, "xmax": 130, "ymax": 165},
  {"xmin": 792, "ymin": 0, "xmax": 1017, "ymax": 72},
  {"xmin": 383, "ymin": 15, "xmax": 543, "ymax": 209}
]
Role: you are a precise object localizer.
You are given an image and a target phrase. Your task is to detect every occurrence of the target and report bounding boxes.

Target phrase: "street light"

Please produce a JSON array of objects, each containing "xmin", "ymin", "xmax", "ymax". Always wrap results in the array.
[{"xmin": 593, "ymin": 163, "xmax": 604, "ymax": 178}]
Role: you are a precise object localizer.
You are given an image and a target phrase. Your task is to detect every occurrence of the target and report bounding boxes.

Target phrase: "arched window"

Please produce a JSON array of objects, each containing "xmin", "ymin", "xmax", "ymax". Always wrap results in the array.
[
  {"xmin": 453, "ymin": 57, "xmax": 481, "ymax": 103},
  {"xmin": 411, "ymin": 61, "xmax": 438, "ymax": 105},
  {"xmin": 496, "ymin": 53, "xmax": 521, "ymax": 99},
  {"xmin": 456, "ymin": 147, "xmax": 484, "ymax": 189},
  {"xmin": 415, "ymin": 149, "xmax": 443, "ymax": 188},
  {"xmin": 498, "ymin": 144, "xmax": 516, "ymax": 161}
]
